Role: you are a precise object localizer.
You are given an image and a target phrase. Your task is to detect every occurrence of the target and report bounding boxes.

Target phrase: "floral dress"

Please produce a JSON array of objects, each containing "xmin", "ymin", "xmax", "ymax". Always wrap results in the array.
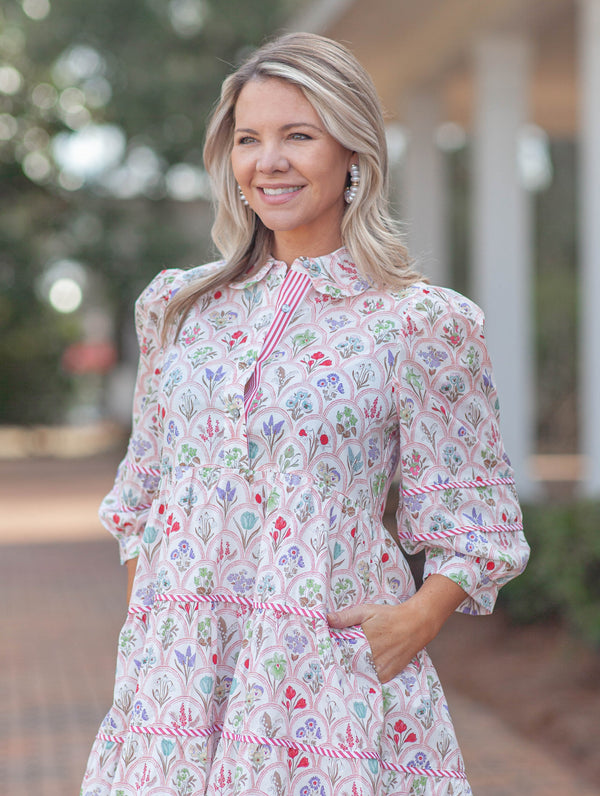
[{"xmin": 81, "ymin": 247, "xmax": 529, "ymax": 796}]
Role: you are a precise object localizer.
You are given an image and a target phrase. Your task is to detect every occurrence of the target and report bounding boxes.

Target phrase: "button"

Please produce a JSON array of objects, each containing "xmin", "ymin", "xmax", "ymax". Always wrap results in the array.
[{"xmin": 281, "ymin": 303, "xmax": 291, "ymax": 313}]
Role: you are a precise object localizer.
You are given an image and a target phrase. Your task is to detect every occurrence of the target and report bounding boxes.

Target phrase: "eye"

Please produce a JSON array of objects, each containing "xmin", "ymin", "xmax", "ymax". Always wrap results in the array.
[
  {"xmin": 236, "ymin": 135, "xmax": 256, "ymax": 145},
  {"xmin": 289, "ymin": 132, "xmax": 311, "ymax": 141}
]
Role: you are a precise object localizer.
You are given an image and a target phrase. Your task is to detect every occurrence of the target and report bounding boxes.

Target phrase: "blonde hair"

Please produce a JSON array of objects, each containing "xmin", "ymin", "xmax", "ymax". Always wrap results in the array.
[{"xmin": 164, "ymin": 32, "xmax": 422, "ymax": 334}]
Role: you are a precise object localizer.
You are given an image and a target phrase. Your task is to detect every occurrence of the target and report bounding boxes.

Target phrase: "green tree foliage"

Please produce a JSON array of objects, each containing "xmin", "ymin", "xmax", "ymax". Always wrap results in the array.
[{"xmin": 0, "ymin": 0, "xmax": 295, "ymax": 423}]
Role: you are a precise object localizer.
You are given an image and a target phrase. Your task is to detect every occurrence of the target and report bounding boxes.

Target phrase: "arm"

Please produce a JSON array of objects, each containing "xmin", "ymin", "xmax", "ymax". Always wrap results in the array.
[
  {"xmin": 329, "ymin": 288, "xmax": 529, "ymax": 681},
  {"xmin": 126, "ymin": 557, "xmax": 139, "ymax": 604},
  {"xmin": 98, "ymin": 270, "xmax": 177, "ymax": 567}
]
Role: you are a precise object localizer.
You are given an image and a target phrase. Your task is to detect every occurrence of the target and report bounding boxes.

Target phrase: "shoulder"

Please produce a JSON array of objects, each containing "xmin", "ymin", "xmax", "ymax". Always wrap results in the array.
[
  {"xmin": 387, "ymin": 282, "xmax": 485, "ymax": 335},
  {"xmin": 134, "ymin": 260, "xmax": 226, "ymax": 334},
  {"xmin": 135, "ymin": 260, "xmax": 224, "ymax": 322}
]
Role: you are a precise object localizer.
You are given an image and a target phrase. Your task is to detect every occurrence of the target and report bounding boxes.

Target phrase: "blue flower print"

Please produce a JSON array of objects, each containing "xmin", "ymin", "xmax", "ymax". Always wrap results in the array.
[
  {"xmin": 286, "ymin": 389, "xmax": 314, "ymax": 420},
  {"xmin": 302, "ymin": 661, "xmax": 324, "ymax": 695},
  {"xmin": 440, "ymin": 373, "xmax": 466, "ymax": 403},
  {"xmin": 256, "ymin": 573, "xmax": 276, "ymax": 598},
  {"xmin": 335, "ymin": 335, "xmax": 364, "ymax": 358},
  {"xmin": 442, "ymin": 443, "xmax": 463, "ymax": 476},
  {"xmin": 429, "ymin": 513, "xmax": 455, "ymax": 536}
]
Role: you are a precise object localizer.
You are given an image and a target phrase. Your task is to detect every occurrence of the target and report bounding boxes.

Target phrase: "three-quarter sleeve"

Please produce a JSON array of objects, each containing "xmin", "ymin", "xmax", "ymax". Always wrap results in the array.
[
  {"xmin": 99, "ymin": 269, "xmax": 178, "ymax": 564},
  {"xmin": 394, "ymin": 286, "xmax": 530, "ymax": 615}
]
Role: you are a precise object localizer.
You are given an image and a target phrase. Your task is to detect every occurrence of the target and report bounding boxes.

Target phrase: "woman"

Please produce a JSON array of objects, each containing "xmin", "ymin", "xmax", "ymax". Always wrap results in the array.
[{"xmin": 82, "ymin": 32, "xmax": 529, "ymax": 796}]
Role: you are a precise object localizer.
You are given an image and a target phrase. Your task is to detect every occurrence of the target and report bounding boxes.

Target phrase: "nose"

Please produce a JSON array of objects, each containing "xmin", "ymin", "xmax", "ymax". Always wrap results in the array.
[{"xmin": 256, "ymin": 142, "xmax": 289, "ymax": 174}]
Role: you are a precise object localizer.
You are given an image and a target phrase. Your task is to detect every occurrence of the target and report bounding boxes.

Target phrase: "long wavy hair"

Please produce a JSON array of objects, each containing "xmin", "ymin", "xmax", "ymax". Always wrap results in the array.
[{"xmin": 164, "ymin": 32, "xmax": 422, "ymax": 335}]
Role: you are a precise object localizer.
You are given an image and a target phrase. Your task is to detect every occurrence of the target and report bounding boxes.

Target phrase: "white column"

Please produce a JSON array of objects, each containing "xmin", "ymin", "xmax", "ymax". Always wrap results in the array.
[
  {"xmin": 578, "ymin": 0, "xmax": 600, "ymax": 496},
  {"xmin": 404, "ymin": 90, "xmax": 450, "ymax": 286},
  {"xmin": 471, "ymin": 35, "xmax": 536, "ymax": 499}
]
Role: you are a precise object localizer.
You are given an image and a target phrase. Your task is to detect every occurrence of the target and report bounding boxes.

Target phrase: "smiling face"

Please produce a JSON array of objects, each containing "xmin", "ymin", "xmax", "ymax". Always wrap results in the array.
[{"xmin": 230, "ymin": 77, "xmax": 355, "ymax": 264}]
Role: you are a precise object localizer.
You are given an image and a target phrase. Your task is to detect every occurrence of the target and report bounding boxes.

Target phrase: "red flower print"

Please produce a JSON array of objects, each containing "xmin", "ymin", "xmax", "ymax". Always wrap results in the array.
[
  {"xmin": 285, "ymin": 685, "xmax": 296, "ymax": 700},
  {"xmin": 274, "ymin": 516, "xmax": 287, "ymax": 531},
  {"xmin": 320, "ymin": 434, "xmax": 329, "ymax": 445}
]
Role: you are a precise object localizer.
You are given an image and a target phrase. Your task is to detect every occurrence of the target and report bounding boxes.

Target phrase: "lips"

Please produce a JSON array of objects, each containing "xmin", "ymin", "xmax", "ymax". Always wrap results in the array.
[{"xmin": 260, "ymin": 186, "xmax": 302, "ymax": 196}]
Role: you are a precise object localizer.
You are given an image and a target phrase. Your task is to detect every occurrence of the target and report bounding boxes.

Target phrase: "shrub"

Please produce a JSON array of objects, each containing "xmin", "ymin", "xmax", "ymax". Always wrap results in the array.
[{"xmin": 500, "ymin": 501, "xmax": 600, "ymax": 646}]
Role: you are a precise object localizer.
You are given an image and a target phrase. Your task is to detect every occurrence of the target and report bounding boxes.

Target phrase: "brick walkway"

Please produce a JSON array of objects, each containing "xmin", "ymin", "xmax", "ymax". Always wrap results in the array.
[{"xmin": 1, "ymin": 455, "xmax": 598, "ymax": 796}]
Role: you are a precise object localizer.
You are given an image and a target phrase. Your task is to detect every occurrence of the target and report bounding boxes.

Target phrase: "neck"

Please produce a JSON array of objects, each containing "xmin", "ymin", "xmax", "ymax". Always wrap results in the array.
[{"xmin": 272, "ymin": 231, "xmax": 343, "ymax": 267}]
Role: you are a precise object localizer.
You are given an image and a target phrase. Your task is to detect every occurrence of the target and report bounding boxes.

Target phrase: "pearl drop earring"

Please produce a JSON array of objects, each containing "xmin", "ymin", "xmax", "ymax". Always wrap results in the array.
[
  {"xmin": 344, "ymin": 163, "xmax": 360, "ymax": 204},
  {"xmin": 238, "ymin": 185, "xmax": 249, "ymax": 206}
]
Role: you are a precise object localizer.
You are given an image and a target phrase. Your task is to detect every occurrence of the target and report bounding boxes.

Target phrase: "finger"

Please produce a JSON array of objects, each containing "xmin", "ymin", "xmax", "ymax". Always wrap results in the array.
[{"xmin": 327, "ymin": 604, "xmax": 370, "ymax": 629}]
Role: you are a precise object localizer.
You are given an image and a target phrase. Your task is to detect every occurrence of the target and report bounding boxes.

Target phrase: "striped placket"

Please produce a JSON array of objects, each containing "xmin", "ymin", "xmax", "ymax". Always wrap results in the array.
[{"xmin": 243, "ymin": 267, "xmax": 312, "ymax": 417}]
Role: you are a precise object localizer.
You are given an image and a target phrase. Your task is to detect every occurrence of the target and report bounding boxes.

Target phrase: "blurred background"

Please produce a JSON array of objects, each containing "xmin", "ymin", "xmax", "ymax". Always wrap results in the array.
[{"xmin": 0, "ymin": 0, "xmax": 599, "ymax": 794}]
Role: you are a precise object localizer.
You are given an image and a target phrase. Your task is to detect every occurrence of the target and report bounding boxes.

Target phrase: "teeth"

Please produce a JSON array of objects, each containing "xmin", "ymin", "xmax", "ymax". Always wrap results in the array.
[{"xmin": 262, "ymin": 186, "xmax": 301, "ymax": 196}]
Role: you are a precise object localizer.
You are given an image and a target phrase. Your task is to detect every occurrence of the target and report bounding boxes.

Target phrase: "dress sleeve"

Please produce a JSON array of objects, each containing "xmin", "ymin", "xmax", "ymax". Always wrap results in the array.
[
  {"xmin": 394, "ymin": 286, "xmax": 530, "ymax": 615},
  {"xmin": 99, "ymin": 269, "xmax": 178, "ymax": 564}
]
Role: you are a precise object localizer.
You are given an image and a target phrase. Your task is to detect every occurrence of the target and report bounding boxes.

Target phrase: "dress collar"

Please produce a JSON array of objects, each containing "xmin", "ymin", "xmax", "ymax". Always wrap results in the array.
[{"xmin": 230, "ymin": 246, "xmax": 373, "ymax": 298}]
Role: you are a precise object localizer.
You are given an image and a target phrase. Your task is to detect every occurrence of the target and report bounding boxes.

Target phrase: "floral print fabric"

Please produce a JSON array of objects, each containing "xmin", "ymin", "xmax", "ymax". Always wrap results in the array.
[{"xmin": 82, "ymin": 247, "xmax": 529, "ymax": 796}]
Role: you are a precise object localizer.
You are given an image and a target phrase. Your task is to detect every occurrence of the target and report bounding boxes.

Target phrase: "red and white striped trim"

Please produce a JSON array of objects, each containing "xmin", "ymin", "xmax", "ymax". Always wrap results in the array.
[
  {"xmin": 101, "ymin": 725, "xmax": 466, "ymax": 780},
  {"xmin": 128, "ymin": 462, "xmax": 161, "ymax": 476},
  {"xmin": 397, "ymin": 520, "xmax": 524, "ymax": 542},
  {"xmin": 244, "ymin": 269, "xmax": 312, "ymax": 416},
  {"xmin": 151, "ymin": 593, "xmax": 364, "ymax": 638},
  {"xmin": 401, "ymin": 476, "xmax": 515, "ymax": 497}
]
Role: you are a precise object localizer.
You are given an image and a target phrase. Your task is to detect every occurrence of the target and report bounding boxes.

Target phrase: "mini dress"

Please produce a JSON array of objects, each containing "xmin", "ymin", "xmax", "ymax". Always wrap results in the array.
[{"xmin": 81, "ymin": 247, "xmax": 529, "ymax": 796}]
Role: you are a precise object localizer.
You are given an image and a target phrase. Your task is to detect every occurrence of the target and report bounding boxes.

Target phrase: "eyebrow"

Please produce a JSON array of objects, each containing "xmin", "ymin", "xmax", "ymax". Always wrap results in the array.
[{"xmin": 234, "ymin": 122, "xmax": 324, "ymax": 134}]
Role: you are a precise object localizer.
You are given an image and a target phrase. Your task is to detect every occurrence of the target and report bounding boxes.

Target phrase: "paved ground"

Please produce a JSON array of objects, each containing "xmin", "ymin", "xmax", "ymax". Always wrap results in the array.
[{"xmin": 1, "ymin": 454, "xmax": 599, "ymax": 796}]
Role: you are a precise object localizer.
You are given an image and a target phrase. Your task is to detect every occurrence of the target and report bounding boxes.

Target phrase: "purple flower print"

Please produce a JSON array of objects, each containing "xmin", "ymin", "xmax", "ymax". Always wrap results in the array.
[
  {"xmin": 131, "ymin": 700, "xmax": 149, "ymax": 724},
  {"xmin": 279, "ymin": 545, "xmax": 305, "ymax": 576},
  {"xmin": 166, "ymin": 420, "xmax": 179, "ymax": 445},
  {"xmin": 482, "ymin": 370, "xmax": 494, "ymax": 390},
  {"xmin": 418, "ymin": 345, "xmax": 448, "ymax": 371},
  {"xmin": 404, "ymin": 493, "xmax": 426, "ymax": 514},
  {"xmin": 131, "ymin": 436, "xmax": 151, "ymax": 457},
  {"xmin": 299, "ymin": 775, "xmax": 327, "ymax": 796},
  {"xmin": 142, "ymin": 473, "xmax": 160, "ymax": 492},
  {"xmin": 284, "ymin": 629, "xmax": 309, "ymax": 656},
  {"xmin": 407, "ymin": 751, "xmax": 431, "ymax": 769},
  {"xmin": 215, "ymin": 481, "xmax": 236, "ymax": 503},
  {"xmin": 175, "ymin": 646, "xmax": 196, "ymax": 668},
  {"xmin": 263, "ymin": 415, "xmax": 285, "ymax": 437},
  {"xmin": 175, "ymin": 646, "xmax": 196, "ymax": 683},
  {"xmin": 296, "ymin": 717, "xmax": 323, "ymax": 741},
  {"xmin": 227, "ymin": 570, "xmax": 255, "ymax": 594},
  {"xmin": 135, "ymin": 583, "xmax": 156, "ymax": 608},
  {"xmin": 463, "ymin": 507, "xmax": 484, "ymax": 526}
]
